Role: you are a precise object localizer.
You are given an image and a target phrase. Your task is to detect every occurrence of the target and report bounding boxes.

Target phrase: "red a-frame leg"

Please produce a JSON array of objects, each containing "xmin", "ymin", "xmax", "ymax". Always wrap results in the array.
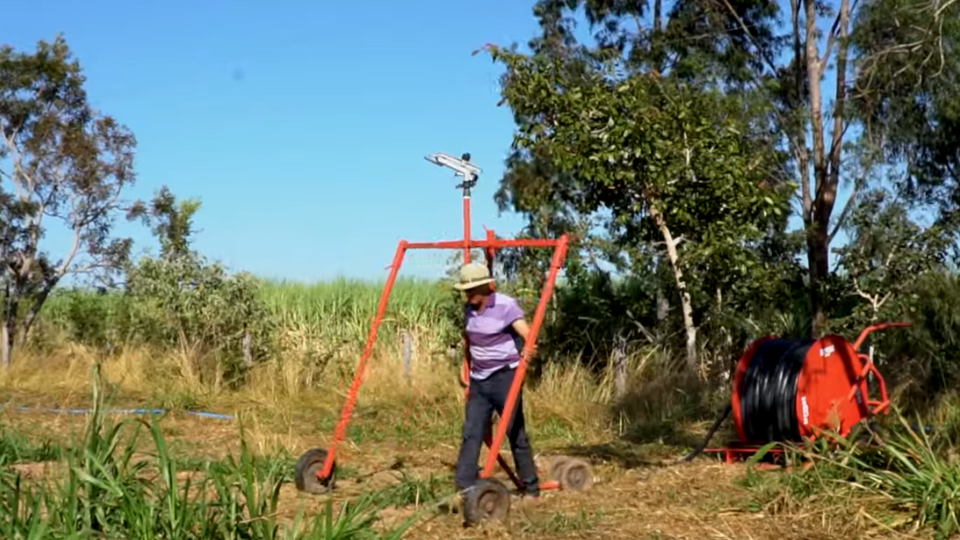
[
  {"xmin": 479, "ymin": 234, "xmax": 569, "ymax": 492},
  {"xmin": 316, "ymin": 241, "xmax": 408, "ymax": 480}
]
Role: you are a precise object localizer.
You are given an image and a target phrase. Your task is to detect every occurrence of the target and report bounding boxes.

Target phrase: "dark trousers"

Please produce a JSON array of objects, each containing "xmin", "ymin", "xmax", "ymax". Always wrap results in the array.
[{"xmin": 454, "ymin": 367, "xmax": 539, "ymax": 495}]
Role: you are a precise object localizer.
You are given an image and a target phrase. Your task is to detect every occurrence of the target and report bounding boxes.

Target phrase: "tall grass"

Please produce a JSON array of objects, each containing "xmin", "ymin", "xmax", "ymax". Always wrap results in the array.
[
  {"xmin": 0, "ymin": 363, "xmax": 420, "ymax": 539},
  {"xmin": 41, "ymin": 278, "xmax": 458, "ymax": 355},
  {"xmin": 2, "ymin": 276, "xmax": 620, "ymax": 449},
  {"xmin": 32, "ymin": 278, "xmax": 459, "ymax": 397},
  {"xmin": 740, "ymin": 411, "xmax": 960, "ymax": 539}
]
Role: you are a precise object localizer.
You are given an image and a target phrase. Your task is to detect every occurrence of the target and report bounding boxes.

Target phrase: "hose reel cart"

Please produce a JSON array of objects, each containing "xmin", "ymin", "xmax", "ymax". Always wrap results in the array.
[{"xmin": 689, "ymin": 322, "xmax": 909, "ymax": 463}]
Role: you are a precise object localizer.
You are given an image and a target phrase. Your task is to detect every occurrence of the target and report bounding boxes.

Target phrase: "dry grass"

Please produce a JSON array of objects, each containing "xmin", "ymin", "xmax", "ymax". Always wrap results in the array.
[{"xmin": 0, "ymin": 342, "xmax": 940, "ymax": 539}]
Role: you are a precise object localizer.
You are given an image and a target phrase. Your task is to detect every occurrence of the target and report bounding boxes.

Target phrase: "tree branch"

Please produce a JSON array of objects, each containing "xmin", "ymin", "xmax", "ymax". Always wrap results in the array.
[
  {"xmin": 820, "ymin": 8, "xmax": 844, "ymax": 67},
  {"xmin": 0, "ymin": 131, "xmax": 30, "ymax": 202},
  {"xmin": 715, "ymin": 0, "xmax": 781, "ymax": 75},
  {"xmin": 828, "ymin": 171, "xmax": 867, "ymax": 243},
  {"xmin": 53, "ymin": 224, "xmax": 83, "ymax": 280}
]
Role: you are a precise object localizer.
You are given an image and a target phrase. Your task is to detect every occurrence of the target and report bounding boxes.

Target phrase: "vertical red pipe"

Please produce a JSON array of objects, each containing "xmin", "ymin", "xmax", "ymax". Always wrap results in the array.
[
  {"xmin": 485, "ymin": 229, "xmax": 496, "ymax": 276},
  {"xmin": 462, "ymin": 196, "xmax": 471, "ymax": 264},
  {"xmin": 480, "ymin": 234, "xmax": 569, "ymax": 478},
  {"xmin": 318, "ymin": 241, "xmax": 407, "ymax": 479},
  {"xmin": 460, "ymin": 195, "xmax": 472, "ymax": 389}
]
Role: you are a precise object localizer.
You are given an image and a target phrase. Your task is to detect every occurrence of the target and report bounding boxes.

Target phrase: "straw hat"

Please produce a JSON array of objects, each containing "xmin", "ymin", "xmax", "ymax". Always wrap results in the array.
[{"xmin": 453, "ymin": 263, "xmax": 494, "ymax": 291}]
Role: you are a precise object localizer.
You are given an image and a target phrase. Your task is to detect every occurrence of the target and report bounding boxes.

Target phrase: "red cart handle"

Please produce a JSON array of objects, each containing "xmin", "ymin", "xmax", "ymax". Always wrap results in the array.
[{"xmin": 852, "ymin": 322, "xmax": 911, "ymax": 351}]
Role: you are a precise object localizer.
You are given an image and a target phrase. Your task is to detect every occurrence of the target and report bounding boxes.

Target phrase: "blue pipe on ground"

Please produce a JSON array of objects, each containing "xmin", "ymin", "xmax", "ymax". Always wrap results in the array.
[{"xmin": 4, "ymin": 405, "xmax": 234, "ymax": 420}]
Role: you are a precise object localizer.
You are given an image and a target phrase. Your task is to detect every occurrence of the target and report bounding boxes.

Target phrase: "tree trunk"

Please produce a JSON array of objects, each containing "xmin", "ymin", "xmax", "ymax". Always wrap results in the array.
[
  {"xmin": 1, "ymin": 321, "xmax": 12, "ymax": 368},
  {"xmin": 649, "ymin": 203, "xmax": 698, "ymax": 375},
  {"xmin": 19, "ymin": 284, "xmax": 54, "ymax": 346},
  {"xmin": 1, "ymin": 281, "xmax": 17, "ymax": 368},
  {"xmin": 802, "ymin": 0, "xmax": 847, "ymax": 338},
  {"xmin": 806, "ymin": 224, "xmax": 829, "ymax": 336}
]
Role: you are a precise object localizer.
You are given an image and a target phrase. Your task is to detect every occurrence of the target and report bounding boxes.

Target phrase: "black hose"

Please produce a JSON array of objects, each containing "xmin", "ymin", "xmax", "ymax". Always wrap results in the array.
[
  {"xmin": 680, "ymin": 338, "xmax": 815, "ymax": 463},
  {"xmin": 680, "ymin": 403, "xmax": 731, "ymax": 462},
  {"xmin": 739, "ymin": 338, "xmax": 814, "ymax": 443}
]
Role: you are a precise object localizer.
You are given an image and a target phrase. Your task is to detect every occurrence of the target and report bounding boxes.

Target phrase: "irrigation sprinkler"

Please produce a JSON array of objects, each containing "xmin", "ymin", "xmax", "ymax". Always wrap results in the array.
[
  {"xmin": 294, "ymin": 152, "xmax": 593, "ymax": 526},
  {"xmin": 684, "ymin": 322, "xmax": 910, "ymax": 466}
]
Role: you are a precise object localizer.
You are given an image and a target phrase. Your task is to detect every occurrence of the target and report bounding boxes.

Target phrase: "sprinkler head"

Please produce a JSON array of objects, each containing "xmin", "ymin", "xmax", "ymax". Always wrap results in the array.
[{"xmin": 424, "ymin": 152, "xmax": 481, "ymax": 180}]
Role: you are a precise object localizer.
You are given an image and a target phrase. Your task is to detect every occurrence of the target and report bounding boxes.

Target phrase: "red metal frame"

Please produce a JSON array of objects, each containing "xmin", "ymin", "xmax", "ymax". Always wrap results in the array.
[
  {"xmin": 703, "ymin": 322, "xmax": 909, "ymax": 463},
  {"xmin": 314, "ymin": 188, "xmax": 570, "ymax": 494}
]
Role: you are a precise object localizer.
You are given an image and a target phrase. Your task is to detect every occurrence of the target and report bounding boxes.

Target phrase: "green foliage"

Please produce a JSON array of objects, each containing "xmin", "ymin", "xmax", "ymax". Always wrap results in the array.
[
  {"xmin": 38, "ymin": 277, "xmax": 459, "ymax": 364},
  {"xmin": 0, "ymin": 428, "xmax": 60, "ymax": 466},
  {"xmin": 487, "ymin": 42, "xmax": 792, "ymax": 372},
  {"xmin": 133, "ymin": 185, "xmax": 201, "ymax": 260},
  {"xmin": 126, "ymin": 254, "xmax": 271, "ymax": 372},
  {"xmin": 548, "ymin": 272, "xmax": 656, "ymax": 361},
  {"xmin": 746, "ymin": 414, "xmax": 960, "ymax": 539},
  {"xmin": 0, "ymin": 364, "xmax": 419, "ymax": 539},
  {"xmin": 121, "ymin": 187, "xmax": 271, "ymax": 382},
  {"xmin": 883, "ymin": 271, "xmax": 960, "ymax": 393},
  {"xmin": 0, "ymin": 35, "xmax": 142, "ymax": 364},
  {"xmin": 852, "ymin": 0, "xmax": 960, "ymax": 224},
  {"xmin": 366, "ymin": 472, "xmax": 453, "ymax": 509},
  {"xmin": 38, "ymin": 288, "xmax": 137, "ymax": 352},
  {"xmin": 491, "ymin": 46, "xmax": 788, "ymax": 265},
  {"xmin": 834, "ymin": 189, "xmax": 950, "ymax": 327}
]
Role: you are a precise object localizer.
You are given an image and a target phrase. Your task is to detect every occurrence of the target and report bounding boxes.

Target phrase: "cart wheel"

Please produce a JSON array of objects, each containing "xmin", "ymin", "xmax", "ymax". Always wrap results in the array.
[
  {"xmin": 462, "ymin": 478, "xmax": 511, "ymax": 527},
  {"xmin": 294, "ymin": 448, "xmax": 336, "ymax": 494},
  {"xmin": 556, "ymin": 458, "xmax": 593, "ymax": 491},
  {"xmin": 548, "ymin": 457, "xmax": 571, "ymax": 481}
]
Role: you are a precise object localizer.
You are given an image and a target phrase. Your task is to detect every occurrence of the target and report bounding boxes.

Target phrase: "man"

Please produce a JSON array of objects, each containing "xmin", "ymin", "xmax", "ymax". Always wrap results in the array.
[{"xmin": 452, "ymin": 262, "xmax": 540, "ymax": 500}]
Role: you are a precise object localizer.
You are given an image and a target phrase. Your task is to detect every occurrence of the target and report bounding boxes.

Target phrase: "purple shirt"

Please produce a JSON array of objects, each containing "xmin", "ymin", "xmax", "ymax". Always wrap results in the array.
[{"xmin": 464, "ymin": 292, "xmax": 525, "ymax": 380}]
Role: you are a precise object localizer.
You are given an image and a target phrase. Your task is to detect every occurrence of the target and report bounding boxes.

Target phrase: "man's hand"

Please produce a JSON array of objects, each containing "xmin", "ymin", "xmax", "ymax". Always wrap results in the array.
[{"xmin": 512, "ymin": 319, "xmax": 536, "ymax": 360}]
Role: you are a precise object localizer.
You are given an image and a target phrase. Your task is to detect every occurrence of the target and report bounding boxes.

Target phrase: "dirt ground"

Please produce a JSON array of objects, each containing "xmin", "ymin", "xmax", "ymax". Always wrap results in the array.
[{"xmin": 0, "ymin": 403, "xmax": 922, "ymax": 540}]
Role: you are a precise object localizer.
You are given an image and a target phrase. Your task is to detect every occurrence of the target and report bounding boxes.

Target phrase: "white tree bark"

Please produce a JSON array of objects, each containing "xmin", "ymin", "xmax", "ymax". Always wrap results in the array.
[{"xmin": 648, "ymin": 203, "xmax": 698, "ymax": 375}]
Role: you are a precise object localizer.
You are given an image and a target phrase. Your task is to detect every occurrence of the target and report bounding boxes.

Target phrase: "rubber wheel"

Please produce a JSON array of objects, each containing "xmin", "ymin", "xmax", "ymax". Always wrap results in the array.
[
  {"xmin": 462, "ymin": 478, "xmax": 510, "ymax": 527},
  {"xmin": 556, "ymin": 458, "xmax": 593, "ymax": 491},
  {"xmin": 548, "ymin": 457, "xmax": 571, "ymax": 481},
  {"xmin": 294, "ymin": 448, "xmax": 336, "ymax": 494}
]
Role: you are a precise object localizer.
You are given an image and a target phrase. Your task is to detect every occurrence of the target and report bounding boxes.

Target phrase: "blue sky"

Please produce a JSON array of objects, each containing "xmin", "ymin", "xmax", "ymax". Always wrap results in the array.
[
  {"xmin": 1, "ymin": 0, "xmax": 543, "ymax": 282},
  {"xmin": 2, "ymin": 0, "xmax": 857, "ymax": 283}
]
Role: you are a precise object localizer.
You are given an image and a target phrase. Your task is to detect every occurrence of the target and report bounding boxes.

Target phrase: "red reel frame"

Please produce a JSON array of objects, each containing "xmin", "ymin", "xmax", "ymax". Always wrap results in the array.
[{"xmin": 710, "ymin": 322, "xmax": 908, "ymax": 462}]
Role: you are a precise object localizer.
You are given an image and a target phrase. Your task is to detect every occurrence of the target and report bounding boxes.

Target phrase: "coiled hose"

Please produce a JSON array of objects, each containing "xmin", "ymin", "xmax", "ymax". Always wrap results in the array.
[{"xmin": 682, "ymin": 338, "xmax": 815, "ymax": 462}]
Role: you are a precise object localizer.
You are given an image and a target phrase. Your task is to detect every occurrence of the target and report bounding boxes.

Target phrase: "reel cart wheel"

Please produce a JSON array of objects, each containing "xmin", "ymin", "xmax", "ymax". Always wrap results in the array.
[
  {"xmin": 294, "ymin": 448, "xmax": 336, "ymax": 494},
  {"xmin": 548, "ymin": 457, "xmax": 570, "ymax": 482},
  {"xmin": 462, "ymin": 478, "xmax": 511, "ymax": 527},
  {"xmin": 553, "ymin": 458, "xmax": 593, "ymax": 491}
]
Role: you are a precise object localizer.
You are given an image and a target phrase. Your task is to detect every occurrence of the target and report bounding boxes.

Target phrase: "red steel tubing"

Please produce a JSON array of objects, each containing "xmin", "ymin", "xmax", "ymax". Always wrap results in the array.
[
  {"xmin": 318, "ymin": 241, "xmax": 408, "ymax": 479},
  {"xmin": 406, "ymin": 239, "xmax": 562, "ymax": 250},
  {"xmin": 460, "ymin": 196, "xmax": 473, "ymax": 394},
  {"xmin": 485, "ymin": 229, "xmax": 496, "ymax": 274},
  {"xmin": 462, "ymin": 196, "xmax": 472, "ymax": 264},
  {"xmin": 480, "ymin": 234, "xmax": 570, "ymax": 478},
  {"xmin": 852, "ymin": 322, "xmax": 911, "ymax": 351}
]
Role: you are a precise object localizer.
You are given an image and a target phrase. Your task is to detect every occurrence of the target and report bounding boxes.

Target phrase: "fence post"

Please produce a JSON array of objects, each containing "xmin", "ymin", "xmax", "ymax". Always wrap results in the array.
[
  {"xmin": 402, "ymin": 331, "xmax": 413, "ymax": 384},
  {"xmin": 242, "ymin": 329, "xmax": 254, "ymax": 368},
  {"xmin": 613, "ymin": 332, "xmax": 627, "ymax": 401}
]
